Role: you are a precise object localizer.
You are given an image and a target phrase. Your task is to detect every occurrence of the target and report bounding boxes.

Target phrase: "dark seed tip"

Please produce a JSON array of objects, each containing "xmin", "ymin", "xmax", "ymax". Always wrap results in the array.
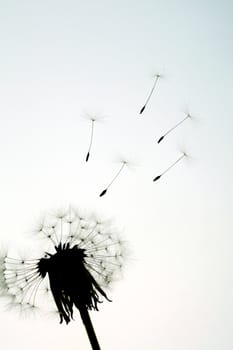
[
  {"xmin": 157, "ymin": 136, "xmax": 164, "ymax": 144},
  {"xmin": 99, "ymin": 189, "xmax": 107, "ymax": 197},
  {"xmin": 139, "ymin": 105, "xmax": 146, "ymax": 114},
  {"xmin": 85, "ymin": 152, "xmax": 90, "ymax": 162},
  {"xmin": 153, "ymin": 175, "xmax": 161, "ymax": 182}
]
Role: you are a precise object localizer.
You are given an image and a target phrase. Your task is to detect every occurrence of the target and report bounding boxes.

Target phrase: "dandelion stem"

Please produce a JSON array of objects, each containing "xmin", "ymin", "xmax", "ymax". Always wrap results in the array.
[
  {"xmin": 80, "ymin": 307, "xmax": 101, "ymax": 350},
  {"xmin": 86, "ymin": 120, "xmax": 95, "ymax": 162},
  {"xmin": 60, "ymin": 218, "xmax": 63, "ymax": 243},
  {"xmin": 157, "ymin": 114, "xmax": 190, "ymax": 143},
  {"xmin": 140, "ymin": 75, "xmax": 161, "ymax": 115}
]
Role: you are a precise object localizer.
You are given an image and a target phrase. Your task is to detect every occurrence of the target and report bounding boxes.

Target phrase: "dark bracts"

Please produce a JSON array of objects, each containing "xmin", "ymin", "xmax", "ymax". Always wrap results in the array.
[{"xmin": 38, "ymin": 243, "xmax": 111, "ymax": 324}]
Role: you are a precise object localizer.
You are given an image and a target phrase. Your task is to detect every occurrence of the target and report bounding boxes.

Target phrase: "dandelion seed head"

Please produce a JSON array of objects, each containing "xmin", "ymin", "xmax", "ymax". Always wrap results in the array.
[{"xmin": 0, "ymin": 206, "xmax": 127, "ymax": 323}]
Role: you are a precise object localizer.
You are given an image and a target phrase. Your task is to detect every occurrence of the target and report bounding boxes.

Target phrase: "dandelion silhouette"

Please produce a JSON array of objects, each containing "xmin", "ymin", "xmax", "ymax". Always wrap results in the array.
[
  {"xmin": 99, "ymin": 160, "xmax": 128, "ymax": 197},
  {"xmin": 157, "ymin": 113, "xmax": 191, "ymax": 144},
  {"xmin": 0, "ymin": 207, "xmax": 126, "ymax": 350},
  {"xmin": 153, "ymin": 152, "xmax": 187, "ymax": 182},
  {"xmin": 140, "ymin": 74, "xmax": 162, "ymax": 115}
]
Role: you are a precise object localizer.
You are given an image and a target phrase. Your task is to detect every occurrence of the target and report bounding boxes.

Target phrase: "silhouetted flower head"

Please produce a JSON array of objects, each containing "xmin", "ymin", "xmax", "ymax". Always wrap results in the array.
[{"xmin": 0, "ymin": 207, "xmax": 125, "ymax": 324}]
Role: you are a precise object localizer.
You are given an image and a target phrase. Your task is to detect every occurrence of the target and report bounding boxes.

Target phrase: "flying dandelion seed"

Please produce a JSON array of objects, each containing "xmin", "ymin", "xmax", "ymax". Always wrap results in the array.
[
  {"xmin": 157, "ymin": 113, "xmax": 192, "ymax": 144},
  {"xmin": 82, "ymin": 112, "xmax": 106, "ymax": 162},
  {"xmin": 99, "ymin": 160, "xmax": 128, "ymax": 197},
  {"xmin": 86, "ymin": 118, "xmax": 95, "ymax": 162},
  {"xmin": 153, "ymin": 152, "xmax": 187, "ymax": 182},
  {"xmin": 140, "ymin": 74, "xmax": 162, "ymax": 115},
  {"xmin": 0, "ymin": 207, "xmax": 126, "ymax": 350}
]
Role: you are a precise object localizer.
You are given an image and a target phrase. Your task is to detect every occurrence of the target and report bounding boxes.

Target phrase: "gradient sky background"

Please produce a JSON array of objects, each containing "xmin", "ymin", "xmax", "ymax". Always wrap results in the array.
[{"xmin": 0, "ymin": 1, "xmax": 233, "ymax": 349}]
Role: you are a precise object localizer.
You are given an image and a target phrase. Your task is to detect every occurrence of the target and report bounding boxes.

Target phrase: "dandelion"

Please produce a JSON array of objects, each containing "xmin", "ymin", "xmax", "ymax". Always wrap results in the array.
[
  {"xmin": 99, "ymin": 160, "xmax": 128, "ymax": 197},
  {"xmin": 0, "ymin": 207, "xmax": 126, "ymax": 350},
  {"xmin": 140, "ymin": 73, "xmax": 162, "ymax": 115},
  {"xmin": 153, "ymin": 152, "xmax": 187, "ymax": 182},
  {"xmin": 157, "ymin": 113, "xmax": 192, "ymax": 144}
]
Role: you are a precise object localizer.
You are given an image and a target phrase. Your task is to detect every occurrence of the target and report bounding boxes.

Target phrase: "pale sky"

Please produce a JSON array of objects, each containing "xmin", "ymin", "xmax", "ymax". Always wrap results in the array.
[{"xmin": 0, "ymin": 1, "xmax": 233, "ymax": 349}]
